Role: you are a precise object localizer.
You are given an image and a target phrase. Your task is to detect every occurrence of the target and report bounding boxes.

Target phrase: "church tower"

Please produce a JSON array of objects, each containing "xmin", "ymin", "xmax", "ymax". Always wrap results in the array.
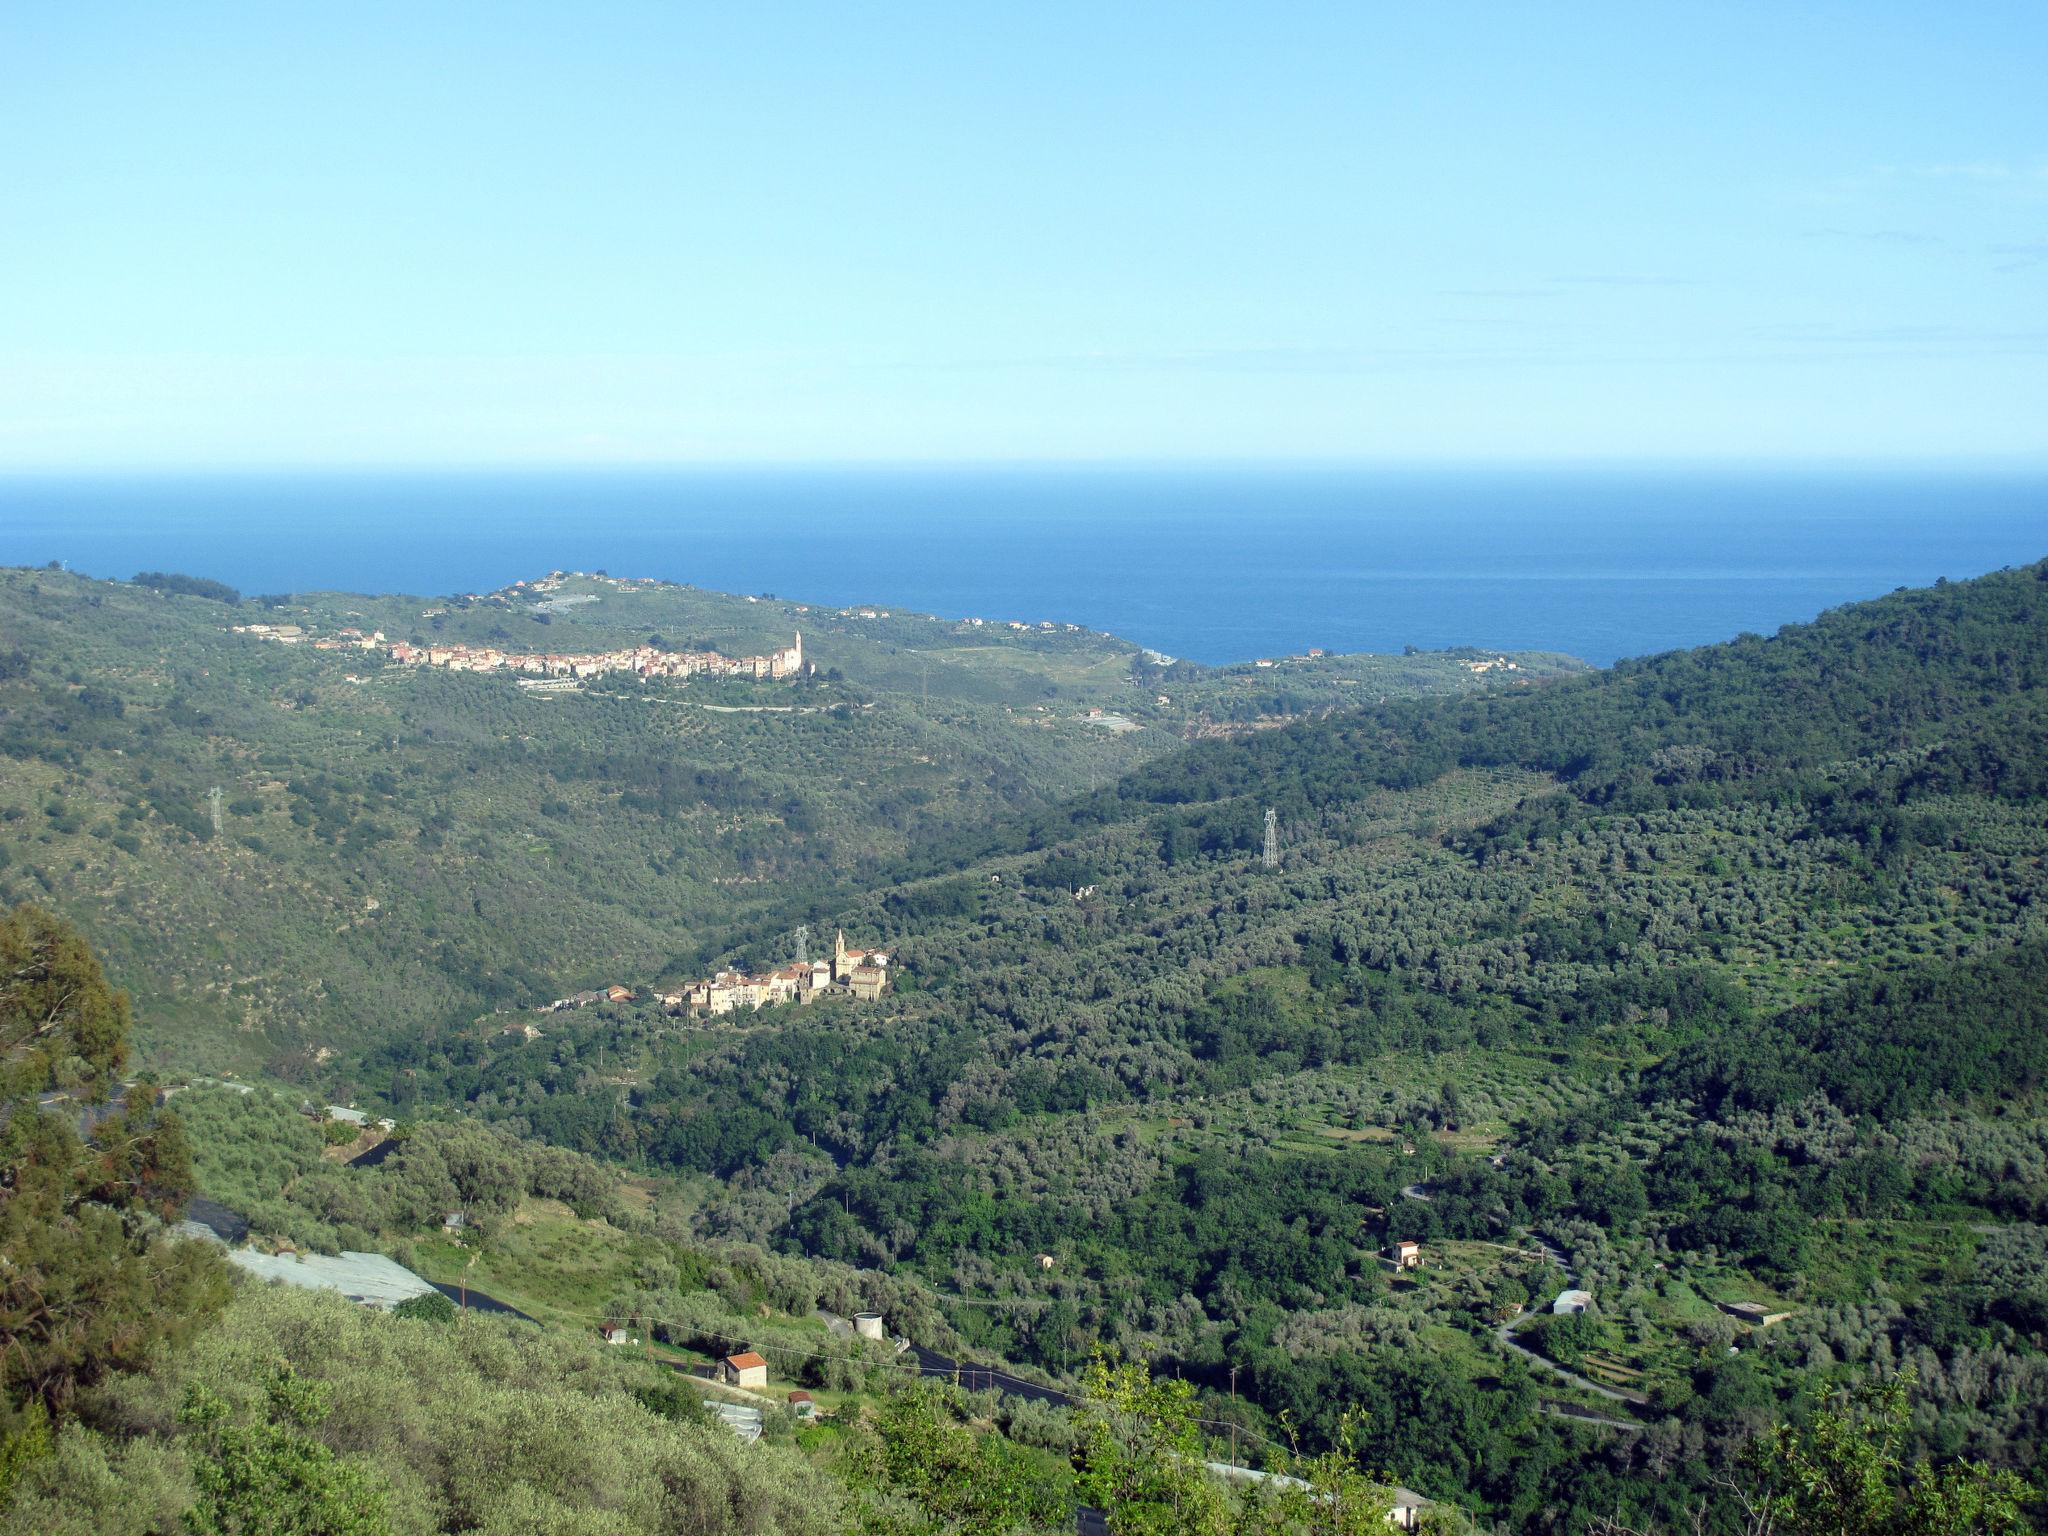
[{"xmin": 834, "ymin": 928, "xmax": 848, "ymax": 980}]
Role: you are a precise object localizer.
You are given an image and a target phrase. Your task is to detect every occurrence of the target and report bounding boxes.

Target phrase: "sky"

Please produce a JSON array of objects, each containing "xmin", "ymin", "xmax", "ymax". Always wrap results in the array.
[{"xmin": 3, "ymin": 3, "xmax": 2046, "ymax": 468}]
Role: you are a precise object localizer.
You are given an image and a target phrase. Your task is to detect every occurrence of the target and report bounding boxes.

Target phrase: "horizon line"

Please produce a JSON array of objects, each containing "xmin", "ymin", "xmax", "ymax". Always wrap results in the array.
[{"xmin": 4, "ymin": 452, "xmax": 2048, "ymax": 479}]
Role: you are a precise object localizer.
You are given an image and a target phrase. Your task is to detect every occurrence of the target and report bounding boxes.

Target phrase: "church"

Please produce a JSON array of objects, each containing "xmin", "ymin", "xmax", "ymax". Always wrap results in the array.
[
  {"xmin": 766, "ymin": 632, "xmax": 805, "ymax": 679},
  {"xmin": 831, "ymin": 929, "xmax": 891, "ymax": 1001}
]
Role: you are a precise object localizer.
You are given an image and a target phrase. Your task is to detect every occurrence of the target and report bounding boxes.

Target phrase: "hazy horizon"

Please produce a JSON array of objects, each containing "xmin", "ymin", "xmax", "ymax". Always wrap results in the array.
[{"xmin": 9, "ymin": 463, "xmax": 2043, "ymax": 668}]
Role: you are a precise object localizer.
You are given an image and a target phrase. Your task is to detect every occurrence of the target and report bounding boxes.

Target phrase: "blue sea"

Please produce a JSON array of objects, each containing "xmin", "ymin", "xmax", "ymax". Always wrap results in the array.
[{"xmin": 2, "ymin": 466, "xmax": 2044, "ymax": 666}]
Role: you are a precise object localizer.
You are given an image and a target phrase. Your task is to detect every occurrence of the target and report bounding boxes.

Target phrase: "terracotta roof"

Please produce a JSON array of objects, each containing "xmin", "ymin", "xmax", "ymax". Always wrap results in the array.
[{"xmin": 725, "ymin": 1351, "xmax": 767, "ymax": 1370}]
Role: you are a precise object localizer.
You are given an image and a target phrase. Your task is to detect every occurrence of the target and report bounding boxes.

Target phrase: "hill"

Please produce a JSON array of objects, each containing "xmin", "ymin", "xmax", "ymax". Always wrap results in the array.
[{"xmin": 348, "ymin": 562, "xmax": 2048, "ymax": 1529}]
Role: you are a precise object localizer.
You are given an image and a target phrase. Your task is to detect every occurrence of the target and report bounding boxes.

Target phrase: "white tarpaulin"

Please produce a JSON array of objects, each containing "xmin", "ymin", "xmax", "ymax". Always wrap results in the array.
[{"xmin": 228, "ymin": 1248, "xmax": 437, "ymax": 1309}]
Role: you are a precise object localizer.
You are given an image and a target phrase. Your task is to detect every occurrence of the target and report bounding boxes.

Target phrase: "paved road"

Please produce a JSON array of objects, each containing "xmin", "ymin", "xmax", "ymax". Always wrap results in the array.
[
  {"xmin": 433, "ymin": 1281, "xmax": 540, "ymax": 1324},
  {"xmin": 1542, "ymin": 1403, "xmax": 1645, "ymax": 1432},
  {"xmin": 1495, "ymin": 1317, "xmax": 1644, "ymax": 1403},
  {"xmin": 906, "ymin": 1344, "xmax": 1072, "ymax": 1406}
]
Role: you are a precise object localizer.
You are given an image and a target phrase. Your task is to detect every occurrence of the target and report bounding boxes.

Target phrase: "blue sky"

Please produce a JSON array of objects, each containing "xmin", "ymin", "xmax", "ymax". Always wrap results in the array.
[{"xmin": 3, "ymin": 3, "xmax": 2045, "ymax": 467}]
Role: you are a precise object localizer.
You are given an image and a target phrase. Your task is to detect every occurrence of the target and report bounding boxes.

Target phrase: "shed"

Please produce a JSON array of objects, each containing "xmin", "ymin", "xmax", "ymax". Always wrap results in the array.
[
  {"xmin": 787, "ymin": 1390, "xmax": 817, "ymax": 1418},
  {"xmin": 722, "ymin": 1351, "xmax": 769, "ymax": 1389},
  {"xmin": 1719, "ymin": 1301, "xmax": 1794, "ymax": 1328},
  {"xmin": 1552, "ymin": 1289, "xmax": 1594, "ymax": 1315}
]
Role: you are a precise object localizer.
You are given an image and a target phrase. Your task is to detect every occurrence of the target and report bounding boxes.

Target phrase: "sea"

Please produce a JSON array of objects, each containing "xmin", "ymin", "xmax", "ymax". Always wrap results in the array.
[{"xmin": 3, "ymin": 465, "xmax": 2044, "ymax": 667}]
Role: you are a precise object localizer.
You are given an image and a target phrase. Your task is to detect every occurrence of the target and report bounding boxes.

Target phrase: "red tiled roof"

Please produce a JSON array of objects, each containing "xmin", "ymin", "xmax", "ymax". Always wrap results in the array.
[{"xmin": 725, "ymin": 1351, "xmax": 767, "ymax": 1370}]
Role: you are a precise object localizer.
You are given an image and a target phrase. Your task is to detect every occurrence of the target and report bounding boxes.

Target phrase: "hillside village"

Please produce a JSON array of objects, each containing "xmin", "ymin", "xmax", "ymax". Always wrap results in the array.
[
  {"xmin": 669, "ymin": 929, "xmax": 892, "ymax": 1015},
  {"xmin": 531, "ymin": 930, "xmax": 892, "ymax": 1026},
  {"xmin": 234, "ymin": 619, "xmax": 810, "ymax": 684}
]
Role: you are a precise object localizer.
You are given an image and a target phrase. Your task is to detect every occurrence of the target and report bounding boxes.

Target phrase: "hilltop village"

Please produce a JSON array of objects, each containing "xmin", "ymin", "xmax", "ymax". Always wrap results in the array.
[{"xmin": 234, "ymin": 621, "xmax": 810, "ymax": 684}]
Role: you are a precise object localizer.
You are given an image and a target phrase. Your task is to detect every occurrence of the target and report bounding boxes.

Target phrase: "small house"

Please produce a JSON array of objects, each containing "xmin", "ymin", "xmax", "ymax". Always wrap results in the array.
[
  {"xmin": 606, "ymin": 985, "xmax": 634, "ymax": 1003},
  {"xmin": 1386, "ymin": 1486, "xmax": 1433, "ymax": 1531},
  {"xmin": 1552, "ymin": 1289, "xmax": 1594, "ymax": 1315},
  {"xmin": 786, "ymin": 1390, "xmax": 816, "ymax": 1419},
  {"xmin": 722, "ymin": 1351, "xmax": 768, "ymax": 1389},
  {"xmin": 601, "ymin": 1325, "xmax": 629, "ymax": 1346},
  {"xmin": 1388, "ymin": 1240, "xmax": 1423, "ymax": 1270}
]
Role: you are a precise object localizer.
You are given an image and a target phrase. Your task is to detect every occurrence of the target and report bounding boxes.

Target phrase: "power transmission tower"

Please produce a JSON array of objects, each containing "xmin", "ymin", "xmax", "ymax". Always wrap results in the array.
[
  {"xmin": 208, "ymin": 786, "xmax": 224, "ymax": 836},
  {"xmin": 795, "ymin": 925, "xmax": 810, "ymax": 965},
  {"xmin": 1262, "ymin": 807, "xmax": 1278, "ymax": 869}
]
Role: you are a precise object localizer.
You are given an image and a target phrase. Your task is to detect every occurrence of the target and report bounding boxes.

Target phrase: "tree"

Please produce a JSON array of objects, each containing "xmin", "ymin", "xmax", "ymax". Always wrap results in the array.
[
  {"xmin": 0, "ymin": 903, "xmax": 130, "ymax": 1100},
  {"xmin": 1592, "ymin": 1373, "xmax": 2032, "ymax": 1536},
  {"xmin": 1074, "ymin": 1359, "xmax": 1238, "ymax": 1536},
  {"xmin": 180, "ymin": 1367, "xmax": 392, "ymax": 1536},
  {"xmin": 1261, "ymin": 1410, "xmax": 1397, "ymax": 1536},
  {"xmin": 1748, "ymin": 1375, "xmax": 2030, "ymax": 1536},
  {"xmin": 391, "ymin": 1290, "xmax": 458, "ymax": 1324},
  {"xmin": 858, "ymin": 1381, "xmax": 1067, "ymax": 1534},
  {"xmin": 0, "ymin": 906, "xmax": 230, "ymax": 1470}
]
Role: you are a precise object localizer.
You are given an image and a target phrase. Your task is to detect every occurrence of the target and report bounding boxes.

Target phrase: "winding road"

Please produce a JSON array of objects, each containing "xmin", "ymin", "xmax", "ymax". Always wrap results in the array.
[
  {"xmin": 1392, "ymin": 1189, "xmax": 1648, "ymax": 1412},
  {"xmin": 1489, "ymin": 1235, "xmax": 1647, "ymax": 1407}
]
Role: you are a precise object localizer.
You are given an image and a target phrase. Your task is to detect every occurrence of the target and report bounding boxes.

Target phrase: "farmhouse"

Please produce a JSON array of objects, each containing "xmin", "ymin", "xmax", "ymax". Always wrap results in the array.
[
  {"xmin": 722, "ymin": 1352, "xmax": 769, "ymax": 1390},
  {"xmin": 1387, "ymin": 1240, "xmax": 1423, "ymax": 1270}
]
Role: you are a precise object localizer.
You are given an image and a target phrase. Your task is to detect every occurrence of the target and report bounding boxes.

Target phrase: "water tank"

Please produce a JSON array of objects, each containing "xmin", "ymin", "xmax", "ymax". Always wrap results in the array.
[{"xmin": 853, "ymin": 1311, "xmax": 885, "ymax": 1340}]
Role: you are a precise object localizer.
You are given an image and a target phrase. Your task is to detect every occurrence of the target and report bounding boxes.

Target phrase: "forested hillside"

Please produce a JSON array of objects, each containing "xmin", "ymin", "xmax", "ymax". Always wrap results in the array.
[
  {"xmin": 349, "ymin": 563, "xmax": 2048, "ymax": 1531},
  {"xmin": 10, "ymin": 903, "xmax": 2029, "ymax": 1536}
]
